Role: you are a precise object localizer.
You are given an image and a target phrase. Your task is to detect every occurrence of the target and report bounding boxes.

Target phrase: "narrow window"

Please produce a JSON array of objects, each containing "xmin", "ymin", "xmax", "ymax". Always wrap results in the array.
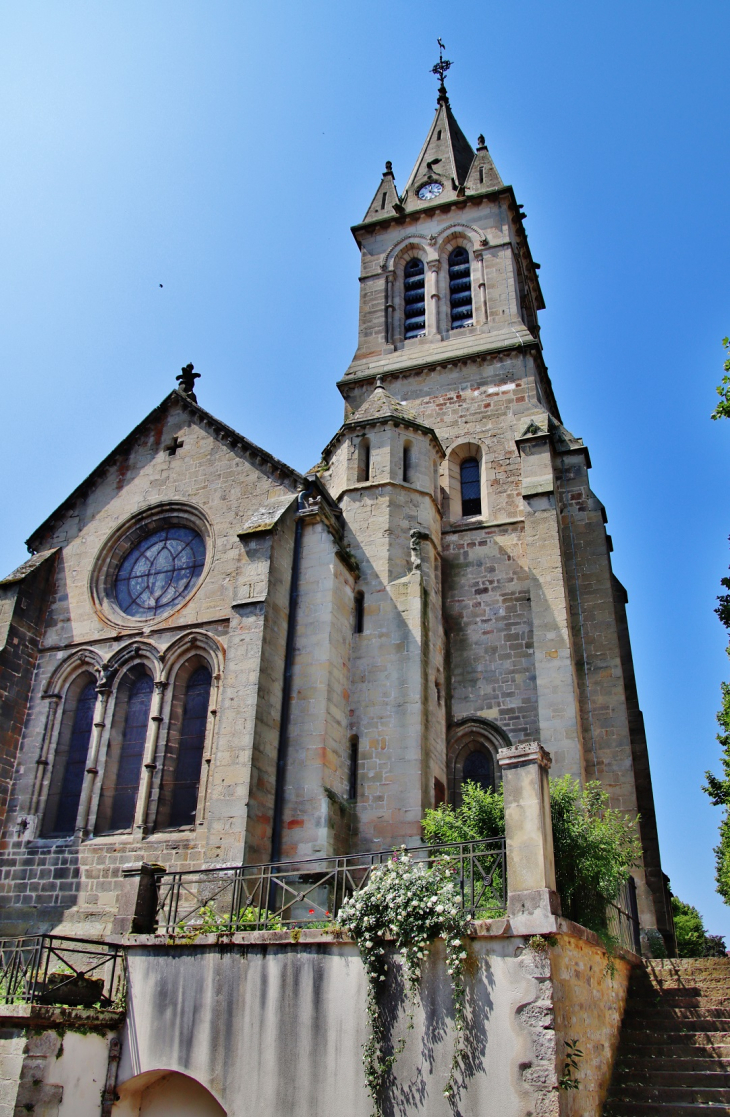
[
  {"xmin": 448, "ymin": 247, "xmax": 473, "ymax": 329},
  {"xmin": 403, "ymin": 258, "xmax": 426, "ymax": 339},
  {"xmin": 348, "ymin": 736, "xmax": 359, "ymax": 801},
  {"xmin": 460, "ymin": 458, "xmax": 482, "ymax": 516},
  {"xmin": 168, "ymin": 666, "xmax": 212, "ymax": 828},
  {"xmin": 96, "ymin": 670, "xmax": 153, "ymax": 834},
  {"xmin": 436, "ymin": 129, "xmax": 442, "ymax": 141},
  {"xmin": 462, "ymin": 749, "xmax": 494, "ymax": 793},
  {"xmin": 403, "ymin": 442, "xmax": 413, "ymax": 484},
  {"xmin": 479, "ymin": 166, "xmax": 484, "ymax": 184},
  {"xmin": 354, "ymin": 591, "xmax": 364, "ymax": 634},
  {"xmin": 357, "ymin": 438, "xmax": 371, "ymax": 482},
  {"xmin": 381, "ymin": 192, "xmax": 387, "ymax": 209},
  {"xmin": 43, "ymin": 677, "xmax": 96, "ymax": 837}
]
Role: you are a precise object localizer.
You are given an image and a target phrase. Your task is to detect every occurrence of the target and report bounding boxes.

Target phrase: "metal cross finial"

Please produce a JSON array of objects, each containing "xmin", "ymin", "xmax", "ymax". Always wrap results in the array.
[{"xmin": 431, "ymin": 38, "xmax": 452, "ymax": 96}]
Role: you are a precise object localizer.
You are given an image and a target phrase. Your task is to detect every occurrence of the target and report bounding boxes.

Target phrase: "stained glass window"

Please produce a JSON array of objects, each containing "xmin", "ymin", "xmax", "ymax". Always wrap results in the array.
[
  {"xmin": 115, "ymin": 526, "xmax": 205, "ymax": 618},
  {"xmin": 47, "ymin": 680, "xmax": 96, "ymax": 836},
  {"xmin": 460, "ymin": 458, "xmax": 482, "ymax": 516},
  {"xmin": 108, "ymin": 673, "xmax": 154, "ymax": 831},
  {"xmin": 448, "ymin": 247, "xmax": 473, "ymax": 329},
  {"xmin": 168, "ymin": 666, "xmax": 212, "ymax": 828}
]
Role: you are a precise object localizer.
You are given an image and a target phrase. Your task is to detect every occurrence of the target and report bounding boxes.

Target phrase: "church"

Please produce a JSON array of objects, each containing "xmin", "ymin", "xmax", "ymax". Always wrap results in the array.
[{"xmin": 0, "ymin": 58, "xmax": 674, "ymax": 1117}]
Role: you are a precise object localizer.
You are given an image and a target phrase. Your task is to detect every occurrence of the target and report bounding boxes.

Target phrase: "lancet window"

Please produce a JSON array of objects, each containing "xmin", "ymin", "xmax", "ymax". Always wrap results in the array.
[
  {"xmin": 448, "ymin": 246, "xmax": 473, "ymax": 329},
  {"xmin": 460, "ymin": 458, "xmax": 482, "ymax": 516},
  {"xmin": 96, "ymin": 668, "xmax": 153, "ymax": 834},
  {"xmin": 42, "ymin": 675, "xmax": 97, "ymax": 837},
  {"xmin": 403, "ymin": 258, "xmax": 426, "ymax": 339},
  {"xmin": 164, "ymin": 665, "xmax": 212, "ymax": 829}
]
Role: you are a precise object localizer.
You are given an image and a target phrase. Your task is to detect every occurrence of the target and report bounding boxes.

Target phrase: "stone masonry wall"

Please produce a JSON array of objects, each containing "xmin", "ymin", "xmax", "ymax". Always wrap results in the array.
[
  {"xmin": 0, "ymin": 398, "xmax": 302, "ymax": 934},
  {"xmin": 0, "ymin": 553, "xmax": 57, "ymax": 835}
]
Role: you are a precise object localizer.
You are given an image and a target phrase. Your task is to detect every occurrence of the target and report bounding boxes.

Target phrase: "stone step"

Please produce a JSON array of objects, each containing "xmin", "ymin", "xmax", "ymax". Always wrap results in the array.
[
  {"xmin": 619, "ymin": 1057, "xmax": 730, "ymax": 1073},
  {"xmin": 625, "ymin": 1008, "xmax": 730, "ymax": 1022},
  {"xmin": 615, "ymin": 1071, "xmax": 730, "ymax": 1089},
  {"xmin": 621, "ymin": 1029, "xmax": 730, "ymax": 1045},
  {"xmin": 604, "ymin": 1103, "xmax": 730, "ymax": 1116},
  {"xmin": 609, "ymin": 1086, "xmax": 730, "ymax": 1104}
]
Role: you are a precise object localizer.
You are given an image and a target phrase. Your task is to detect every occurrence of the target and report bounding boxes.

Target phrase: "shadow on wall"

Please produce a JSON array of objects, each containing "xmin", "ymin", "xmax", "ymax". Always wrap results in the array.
[{"xmin": 112, "ymin": 1070, "xmax": 227, "ymax": 1117}]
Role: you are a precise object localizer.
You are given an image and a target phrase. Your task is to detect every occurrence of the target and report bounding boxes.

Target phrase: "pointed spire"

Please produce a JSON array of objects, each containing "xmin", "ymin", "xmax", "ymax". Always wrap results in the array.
[
  {"xmin": 361, "ymin": 160, "xmax": 403, "ymax": 223},
  {"xmin": 400, "ymin": 43, "xmax": 478, "ymax": 211}
]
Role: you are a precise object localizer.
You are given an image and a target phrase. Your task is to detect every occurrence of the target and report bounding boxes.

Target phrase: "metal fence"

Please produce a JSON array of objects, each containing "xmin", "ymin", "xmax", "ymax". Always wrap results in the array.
[
  {"xmin": 606, "ymin": 876, "xmax": 641, "ymax": 955},
  {"xmin": 155, "ymin": 838, "xmax": 506, "ymax": 935},
  {"xmin": 0, "ymin": 935, "xmax": 125, "ymax": 1008}
]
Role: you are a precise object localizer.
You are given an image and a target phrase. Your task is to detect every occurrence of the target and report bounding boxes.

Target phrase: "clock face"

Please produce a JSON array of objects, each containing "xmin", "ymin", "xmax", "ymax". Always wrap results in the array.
[{"xmin": 418, "ymin": 181, "xmax": 443, "ymax": 201}]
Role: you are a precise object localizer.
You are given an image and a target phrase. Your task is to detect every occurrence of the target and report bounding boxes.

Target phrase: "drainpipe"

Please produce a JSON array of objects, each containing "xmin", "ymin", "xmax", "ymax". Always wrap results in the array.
[{"xmin": 270, "ymin": 485, "xmax": 313, "ymax": 866}]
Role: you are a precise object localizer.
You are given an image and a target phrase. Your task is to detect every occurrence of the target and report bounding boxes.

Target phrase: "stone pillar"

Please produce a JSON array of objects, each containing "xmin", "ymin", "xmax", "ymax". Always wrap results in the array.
[
  {"xmin": 111, "ymin": 862, "xmax": 165, "ymax": 935},
  {"xmin": 498, "ymin": 741, "xmax": 561, "ymax": 930}
]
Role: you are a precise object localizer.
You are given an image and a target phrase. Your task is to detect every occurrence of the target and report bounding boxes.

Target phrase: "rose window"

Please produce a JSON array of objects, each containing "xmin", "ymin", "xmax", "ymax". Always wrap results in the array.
[{"xmin": 114, "ymin": 527, "xmax": 206, "ymax": 618}]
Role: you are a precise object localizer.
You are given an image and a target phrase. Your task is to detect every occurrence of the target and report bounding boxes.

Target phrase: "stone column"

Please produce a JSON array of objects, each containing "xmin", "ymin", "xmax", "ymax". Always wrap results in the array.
[{"xmin": 498, "ymin": 741, "xmax": 561, "ymax": 929}]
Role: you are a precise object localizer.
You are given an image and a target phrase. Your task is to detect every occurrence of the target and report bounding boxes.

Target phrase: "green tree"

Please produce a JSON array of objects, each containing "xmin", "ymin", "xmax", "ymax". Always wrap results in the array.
[
  {"xmin": 422, "ymin": 776, "xmax": 640, "ymax": 940},
  {"xmin": 711, "ymin": 338, "xmax": 730, "ymax": 421},
  {"xmin": 703, "ymin": 337, "xmax": 730, "ymax": 902},
  {"xmin": 671, "ymin": 895, "xmax": 726, "ymax": 957}
]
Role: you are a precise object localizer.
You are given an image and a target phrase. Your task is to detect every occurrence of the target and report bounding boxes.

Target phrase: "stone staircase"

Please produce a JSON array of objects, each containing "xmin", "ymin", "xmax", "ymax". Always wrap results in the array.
[{"xmin": 604, "ymin": 958, "xmax": 730, "ymax": 1115}]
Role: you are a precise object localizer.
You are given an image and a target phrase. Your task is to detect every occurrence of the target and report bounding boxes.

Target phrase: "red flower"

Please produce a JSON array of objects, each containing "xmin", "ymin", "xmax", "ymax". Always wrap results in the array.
[{"xmin": 309, "ymin": 909, "xmax": 315, "ymax": 914}]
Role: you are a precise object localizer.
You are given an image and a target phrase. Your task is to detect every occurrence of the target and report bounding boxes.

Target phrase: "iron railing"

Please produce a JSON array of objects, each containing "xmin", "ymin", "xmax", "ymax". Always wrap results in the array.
[
  {"xmin": 606, "ymin": 876, "xmax": 641, "ymax": 955},
  {"xmin": 155, "ymin": 838, "xmax": 506, "ymax": 934},
  {"xmin": 0, "ymin": 935, "xmax": 125, "ymax": 1008}
]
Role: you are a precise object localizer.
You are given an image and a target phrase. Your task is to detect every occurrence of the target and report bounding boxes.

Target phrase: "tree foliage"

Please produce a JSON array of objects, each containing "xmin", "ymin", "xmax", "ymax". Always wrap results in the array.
[
  {"xmin": 711, "ymin": 338, "xmax": 730, "ymax": 421},
  {"xmin": 703, "ymin": 338, "xmax": 730, "ymax": 903},
  {"xmin": 422, "ymin": 777, "xmax": 640, "ymax": 939},
  {"xmin": 671, "ymin": 895, "xmax": 726, "ymax": 958}
]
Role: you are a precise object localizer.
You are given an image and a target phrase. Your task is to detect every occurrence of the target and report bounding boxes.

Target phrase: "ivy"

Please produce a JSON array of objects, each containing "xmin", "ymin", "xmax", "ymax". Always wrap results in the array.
[{"xmin": 338, "ymin": 851, "xmax": 469, "ymax": 1114}]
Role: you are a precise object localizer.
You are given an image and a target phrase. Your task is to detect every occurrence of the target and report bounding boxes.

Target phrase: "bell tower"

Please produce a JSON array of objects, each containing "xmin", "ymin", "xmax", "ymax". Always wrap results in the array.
[{"xmin": 329, "ymin": 49, "xmax": 672, "ymax": 942}]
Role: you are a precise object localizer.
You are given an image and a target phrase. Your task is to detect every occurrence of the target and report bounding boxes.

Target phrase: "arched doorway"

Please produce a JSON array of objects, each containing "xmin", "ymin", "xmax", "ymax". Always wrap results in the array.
[{"xmin": 113, "ymin": 1070, "xmax": 226, "ymax": 1116}]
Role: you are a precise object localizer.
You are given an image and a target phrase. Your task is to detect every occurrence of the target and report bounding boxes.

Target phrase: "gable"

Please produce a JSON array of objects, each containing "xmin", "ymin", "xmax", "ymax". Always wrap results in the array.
[{"xmin": 27, "ymin": 390, "xmax": 304, "ymax": 554}]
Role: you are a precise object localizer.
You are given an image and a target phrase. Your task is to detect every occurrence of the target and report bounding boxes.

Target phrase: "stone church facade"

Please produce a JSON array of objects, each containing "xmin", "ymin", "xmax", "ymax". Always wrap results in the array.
[{"xmin": 0, "ymin": 79, "xmax": 672, "ymax": 949}]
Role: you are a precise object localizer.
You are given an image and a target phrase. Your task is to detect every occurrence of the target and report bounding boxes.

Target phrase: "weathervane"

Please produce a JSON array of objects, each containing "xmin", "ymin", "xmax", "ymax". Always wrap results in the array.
[{"xmin": 431, "ymin": 37, "xmax": 452, "ymax": 100}]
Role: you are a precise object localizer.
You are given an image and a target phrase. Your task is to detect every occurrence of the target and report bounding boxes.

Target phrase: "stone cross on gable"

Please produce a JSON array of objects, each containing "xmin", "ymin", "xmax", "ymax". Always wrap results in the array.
[{"xmin": 176, "ymin": 362, "xmax": 200, "ymax": 402}]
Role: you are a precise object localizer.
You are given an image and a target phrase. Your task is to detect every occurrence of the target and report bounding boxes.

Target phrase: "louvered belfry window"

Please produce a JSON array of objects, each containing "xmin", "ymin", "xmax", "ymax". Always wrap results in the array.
[
  {"xmin": 403, "ymin": 258, "xmax": 426, "ymax": 338},
  {"xmin": 460, "ymin": 458, "xmax": 482, "ymax": 516},
  {"xmin": 448, "ymin": 247, "xmax": 473, "ymax": 329}
]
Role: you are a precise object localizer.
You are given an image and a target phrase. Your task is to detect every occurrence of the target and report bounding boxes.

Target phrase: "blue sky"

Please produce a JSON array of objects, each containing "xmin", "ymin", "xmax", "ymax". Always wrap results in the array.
[{"xmin": 1, "ymin": 1, "xmax": 729, "ymax": 935}]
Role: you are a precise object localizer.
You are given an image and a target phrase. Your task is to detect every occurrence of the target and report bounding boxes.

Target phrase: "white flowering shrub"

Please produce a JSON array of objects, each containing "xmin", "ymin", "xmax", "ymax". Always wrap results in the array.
[{"xmin": 338, "ymin": 851, "xmax": 470, "ymax": 1112}]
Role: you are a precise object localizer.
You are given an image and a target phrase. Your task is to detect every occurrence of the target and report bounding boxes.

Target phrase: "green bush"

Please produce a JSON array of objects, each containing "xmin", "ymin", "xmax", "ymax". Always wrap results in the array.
[
  {"xmin": 422, "ymin": 776, "xmax": 641, "ymax": 940},
  {"xmin": 671, "ymin": 895, "xmax": 727, "ymax": 957}
]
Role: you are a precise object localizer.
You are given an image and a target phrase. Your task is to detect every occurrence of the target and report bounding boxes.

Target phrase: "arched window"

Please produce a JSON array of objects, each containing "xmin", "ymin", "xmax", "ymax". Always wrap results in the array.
[
  {"xmin": 403, "ymin": 442, "xmax": 413, "ymax": 484},
  {"xmin": 357, "ymin": 438, "xmax": 371, "ymax": 482},
  {"xmin": 96, "ymin": 669, "xmax": 153, "ymax": 834},
  {"xmin": 460, "ymin": 458, "xmax": 482, "ymax": 516},
  {"xmin": 167, "ymin": 666, "xmax": 212, "ymax": 827},
  {"xmin": 403, "ymin": 258, "xmax": 426, "ymax": 339},
  {"xmin": 448, "ymin": 247, "xmax": 473, "ymax": 329},
  {"xmin": 42, "ymin": 676, "xmax": 97, "ymax": 837},
  {"xmin": 462, "ymin": 749, "xmax": 494, "ymax": 793}
]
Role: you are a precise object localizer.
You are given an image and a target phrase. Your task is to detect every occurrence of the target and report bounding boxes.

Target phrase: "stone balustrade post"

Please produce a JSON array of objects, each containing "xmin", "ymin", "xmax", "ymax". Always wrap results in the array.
[
  {"xmin": 498, "ymin": 741, "xmax": 561, "ymax": 930},
  {"xmin": 111, "ymin": 862, "xmax": 165, "ymax": 935}
]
